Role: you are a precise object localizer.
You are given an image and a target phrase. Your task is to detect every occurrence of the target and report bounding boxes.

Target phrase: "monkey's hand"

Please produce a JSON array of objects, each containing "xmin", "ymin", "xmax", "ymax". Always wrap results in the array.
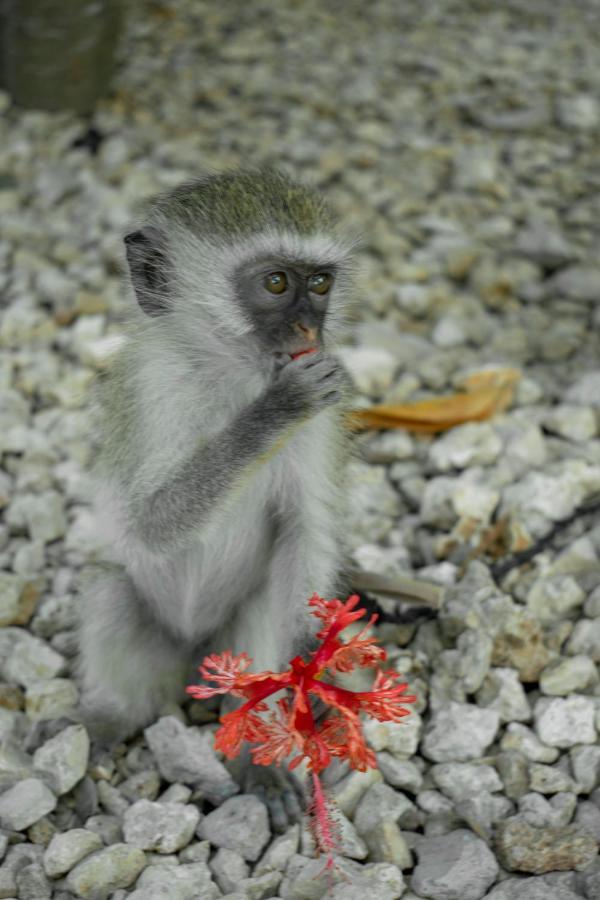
[{"xmin": 269, "ymin": 351, "xmax": 350, "ymax": 419}]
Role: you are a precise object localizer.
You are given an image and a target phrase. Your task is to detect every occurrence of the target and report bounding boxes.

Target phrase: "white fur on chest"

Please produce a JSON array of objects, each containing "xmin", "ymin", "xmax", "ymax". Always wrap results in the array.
[{"xmin": 97, "ymin": 408, "xmax": 339, "ymax": 643}]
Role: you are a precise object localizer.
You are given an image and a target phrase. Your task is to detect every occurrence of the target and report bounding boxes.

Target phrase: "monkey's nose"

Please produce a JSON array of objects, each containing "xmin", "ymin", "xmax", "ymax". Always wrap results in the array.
[{"xmin": 294, "ymin": 322, "xmax": 318, "ymax": 343}]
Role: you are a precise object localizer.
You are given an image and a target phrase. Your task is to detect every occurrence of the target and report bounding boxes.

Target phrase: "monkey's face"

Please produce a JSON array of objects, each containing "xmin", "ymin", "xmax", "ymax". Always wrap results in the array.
[{"xmin": 235, "ymin": 257, "xmax": 336, "ymax": 356}]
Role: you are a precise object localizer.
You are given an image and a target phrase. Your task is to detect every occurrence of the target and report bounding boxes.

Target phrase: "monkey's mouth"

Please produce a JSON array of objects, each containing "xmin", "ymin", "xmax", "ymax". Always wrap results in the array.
[{"xmin": 290, "ymin": 347, "xmax": 318, "ymax": 360}]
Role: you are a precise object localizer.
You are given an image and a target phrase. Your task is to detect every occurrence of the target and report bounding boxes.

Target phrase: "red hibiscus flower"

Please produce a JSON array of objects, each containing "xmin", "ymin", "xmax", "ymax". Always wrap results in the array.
[{"xmin": 186, "ymin": 593, "xmax": 416, "ymax": 774}]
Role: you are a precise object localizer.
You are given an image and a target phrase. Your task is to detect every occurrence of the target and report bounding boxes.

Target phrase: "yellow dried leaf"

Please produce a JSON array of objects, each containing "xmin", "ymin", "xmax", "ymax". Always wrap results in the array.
[{"xmin": 349, "ymin": 367, "xmax": 520, "ymax": 433}]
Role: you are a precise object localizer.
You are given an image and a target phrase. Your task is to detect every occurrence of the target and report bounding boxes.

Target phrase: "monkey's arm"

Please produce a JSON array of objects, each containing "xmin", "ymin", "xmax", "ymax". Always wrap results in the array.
[{"xmin": 132, "ymin": 353, "xmax": 346, "ymax": 551}]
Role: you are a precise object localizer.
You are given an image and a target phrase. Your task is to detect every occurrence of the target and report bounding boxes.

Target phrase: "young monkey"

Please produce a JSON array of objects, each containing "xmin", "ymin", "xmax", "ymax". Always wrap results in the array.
[{"xmin": 77, "ymin": 171, "xmax": 356, "ymax": 805}]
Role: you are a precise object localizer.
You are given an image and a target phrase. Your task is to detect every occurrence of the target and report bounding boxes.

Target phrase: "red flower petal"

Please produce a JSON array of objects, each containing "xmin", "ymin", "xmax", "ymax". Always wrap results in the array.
[
  {"xmin": 186, "ymin": 650, "xmax": 253, "ymax": 699},
  {"xmin": 356, "ymin": 670, "xmax": 417, "ymax": 721},
  {"xmin": 249, "ymin": 699, "xmax": 302, "ymax": 767}
]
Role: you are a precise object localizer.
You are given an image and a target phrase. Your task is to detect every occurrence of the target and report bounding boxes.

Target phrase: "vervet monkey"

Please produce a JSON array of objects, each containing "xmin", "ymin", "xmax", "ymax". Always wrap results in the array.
[{"xmin": 77, "ymin": 172, "xmax": 356, "ymax": 778}]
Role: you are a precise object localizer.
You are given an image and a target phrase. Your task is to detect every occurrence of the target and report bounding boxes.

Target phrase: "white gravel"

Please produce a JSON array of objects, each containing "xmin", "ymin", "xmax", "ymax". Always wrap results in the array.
[{"xmin": 1, "ymin": 0, "xmax": 600, "ymax": 896}]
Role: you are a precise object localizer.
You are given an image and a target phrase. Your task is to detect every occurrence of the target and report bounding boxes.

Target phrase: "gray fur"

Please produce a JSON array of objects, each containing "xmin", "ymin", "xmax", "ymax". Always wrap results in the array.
[{"xmin": 77, "ymin": 171, "xmax": 355, "ymax": 740}]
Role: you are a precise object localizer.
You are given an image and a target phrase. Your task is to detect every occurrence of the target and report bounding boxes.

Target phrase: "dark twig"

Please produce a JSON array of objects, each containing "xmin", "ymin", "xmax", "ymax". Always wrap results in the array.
[{"xmin": 491, "ymin": 493, "xmax": 600, "ymax": 581}]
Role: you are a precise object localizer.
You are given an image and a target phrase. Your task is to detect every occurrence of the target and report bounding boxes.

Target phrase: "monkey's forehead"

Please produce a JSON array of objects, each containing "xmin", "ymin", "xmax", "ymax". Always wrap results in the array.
[
  {"xmin": 148, "ymin": 171, "xmax": 340, "ymax": 240},
  {"xmin": 224, "ymin": 229, "xmax": 359, "ymax": 272}
]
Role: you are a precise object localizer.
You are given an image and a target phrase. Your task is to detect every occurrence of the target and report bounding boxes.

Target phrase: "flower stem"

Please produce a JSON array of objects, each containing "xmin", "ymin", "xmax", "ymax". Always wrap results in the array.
[{"xmin": 310, "ymin": 771, "xmax": 338, "ymax": 876}]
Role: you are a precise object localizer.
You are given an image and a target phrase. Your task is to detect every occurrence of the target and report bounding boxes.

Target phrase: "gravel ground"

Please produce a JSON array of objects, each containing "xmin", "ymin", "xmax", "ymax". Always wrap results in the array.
[{"xmin": 1, "ymin": 1, "xmax": 600, "ymax": 898}]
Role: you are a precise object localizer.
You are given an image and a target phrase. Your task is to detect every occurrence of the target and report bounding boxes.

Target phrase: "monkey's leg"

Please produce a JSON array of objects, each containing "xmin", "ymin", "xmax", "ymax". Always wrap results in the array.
[
  {"xmin": 215, "ymin": 516, "xmax": 341, "ymax": 830},
  {"xmin": 77, "ymin": 566, "xmax": 189, "ymax": 744}
]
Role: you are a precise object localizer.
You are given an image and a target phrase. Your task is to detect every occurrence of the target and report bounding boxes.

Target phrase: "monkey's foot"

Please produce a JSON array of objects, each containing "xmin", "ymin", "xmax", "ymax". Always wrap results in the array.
[
  {"xmin": 243, "ymin": 762, "xmax": 306, "ymax": 833},
  {"xmin": 74, "ymin": 702, "xmax": 133, "ymax": 749}
]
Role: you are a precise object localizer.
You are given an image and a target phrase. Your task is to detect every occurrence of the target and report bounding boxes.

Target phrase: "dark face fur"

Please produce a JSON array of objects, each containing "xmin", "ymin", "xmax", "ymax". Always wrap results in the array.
[{"xmin": 234, "ymin": 256, "xmax": 336, "ymax": 355}]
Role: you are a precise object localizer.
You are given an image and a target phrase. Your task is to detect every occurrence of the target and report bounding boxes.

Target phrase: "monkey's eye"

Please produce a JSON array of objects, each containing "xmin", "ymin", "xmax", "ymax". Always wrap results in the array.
[
  {"xmin": 308, "ymin": 273, "xmax": 332, "ymax": 295},
  {"xmin": 264, "ymin": 272, "xmax": 288, "ymax": 295}
]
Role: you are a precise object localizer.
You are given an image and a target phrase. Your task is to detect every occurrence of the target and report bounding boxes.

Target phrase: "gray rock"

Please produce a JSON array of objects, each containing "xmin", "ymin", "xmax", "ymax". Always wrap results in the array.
[
  {"xmin": 430, "ymin": 763, "xmax": 502, "ymax": 803},
  {"xmin": 417, "ymin": 789, "xmax": 454, "ymax": 817},
  {"xmin": 347, "ymin": 461, "xmax": 402, "ymax": 519},
  {"xmin": 495, "ymin": 751, "xmax": 529, "ymax": 801},
  {"xmin": 533, "ymin": 696, "xmax": 596, "ymax": 748},
  {"xmin": 363, "ymin": 711, "xmax": 422, "ymax": 757},
  {"xmin": 16, "ymin": 861, "xmax": 52, "ymax": 900},
  {"xmin": 499, "ymin": 461, "xmax": 600, "ymax": 539},
  {"xmin": 422, "ymin": 702, "xmax": 501, "ymax": 762},
  {"xmin": 570, "ymin": 745, "xmax": 600, "ymax": 793},
  {"xmin": 134, "ymin": 861, "xmax": 220, "ymax": 899},
  {"xmin": 144, "ymin": 716, "xmax": 238, "ymax": 805},
  {"xmin": 158, "ymin": 783, "xmax": 192, "ymax": 804},
  {"xmin": 0, "ymin": 777, "xmax": 56, "ymax": 830},
  {"xmin": 0, "ymin": 572, "xmax": 24, "ymax": 626},
  {"xmin": 0, "ymin": 867, "xmax": 14, "ymax": 898},
  {"xmin": 484, "ymin": 874, "xmax": 583, "ymax": 899},
  {"xmin": 500, "ymin": 723, "xmax": 559, "ymax": 764},
  {"xmin": 429, "ymin": 423, "xmax": 502, "ymax": 472},
  {"xmin": 453, "ymin": 145, "xmax": 498, "ymax": 190},
  {"xmin": 254, "ymin": 825, "xmax": 299, "ymax": 875},
  {"xmin": 431, "ymin": 314, "xmax": 467, "ymax": 348},
  {"xmin": 395, "ymin": 283, "xmax": 432, "ymax": 317},
  {"xmin": 84, "ymin": 814, "xmax": 123, "ymax": 845},
  {"xmin": 360, "ymin": 430, "xmax": 415, "ymax": 464},
  {"xmin": 529, "ymin": 764, "xmax": 576, "ymax": 795},
  {"xmin": 584, "ymin": 585, "xmax": 600, "ymax": 617},
  {"xmin": 454, "ymin": 791, "xmax": 514, "ymax": 838},
  {"xmin": 515, "ymin": 221, "xmax": 575, "ymax": 268},
  {"xmin": 556, "ymin": 94, "xmax": 600, "ymax": 130},
  {"xmin": 411, "ymin": 829, "xmax": 499, "ymax": 900},
  {"xmin": 25, "ymin": 678, "xmax": 79, "ymax": 720},
  {"xmin": 33, "ymin": 724, "xmax": 90, "ymax": 795},
  {"xmin": 198, "ymin": 794, "xmax": 270, "ymax": 862},
  {"xmin": 578, "ymin": 866, "xmax": 600, "ymax": 900},
  {"xmin": 43, "ymin": 829, "xmax": 103, "ymax": 878},
  {"xmin": 336, "ymin": 346, "xmax": 398, "ymax": 397},
  {"xmin": 334, "ymin": 809, "xmax": 369, "ymax": 859},
  {"xmin": 97, "ymin": 779, "xmax": 129, "ymax": 816},
  {"xmin": 65, "ymin": 844, "xmax": 146, "ymax": 899},
  {"xmin": 495, "ymin": 819, "xmax": 598, "ymax": 874},
  {"xmin": 354, "ymin": 783, "xmax": 417, "ymax": 835},
  {"xmin": 548, "ymin": 266, "xmax": 600, "ymax": 303},
  {"xmin": 332, "ymin": 768, "xmax": 383, "ymax": 818},
  {"xmin": 526, "ymin": 575, "xmax": 585, "ymax": 625},
  {"xmin": 539, "ymin": 656, "xmax": 598, "ymax": 695},
  {"xmin": 236, "ymin": 871, "xmax": 283, "ymax": 899},
  {"xmin": 566, "ymin": 618, "xmax": 600, "ymax": 661},
  {"xmin": 5, "ymin": 490, "xmax": 67, "ymax": 542},
  {"xmin": 362, "ymin": 819, "xmax": 412, "ymax": 868},
  {"xmin": 376, "ymin": 754, "xmax": 423, "ymax": 794},
  {"xmin": 123, "ymin": 799, "xmax": 199, "ymax": 853},
  {"xmin": 574, "ymin": 801, "xmax": 600, "ymax": 841},
  {"xmin": 543, "ymin": 405, "xmax": 597, "ymax": 442},
  {"xmin": 476, "ymin": 668, "xmax": 531, "ymax": 723},
  {"xmin": 0, "ymin": 627, "xmax": 66, "ymax": 686},
  {"xmin": 323, "ymin": 862, "xmax": 405, "ymax": 899},
  {"xmin": 119, "ymin": 769, "xmax": 161, "ymax": 803},
  {"xmin": 279, "ymin": 854, "xmax": 359, "ymax": 900},
  {"xmin": 518, "ymin": 791, "xmax": 577, "ymax": 828},
  {"xmin": 566, "ymin": 371, "xmax": 600, "ymax": 408},
  {"xmin": 209, "ymin": 846, "xmax": 249, "ymax": 893},
  {"xmin": 178, "ymin": 840, "xmax": 210, "ymax": 863},
  {"xmin": 452, "ymin": 482, "xmax": 500, "ymax": 524}
]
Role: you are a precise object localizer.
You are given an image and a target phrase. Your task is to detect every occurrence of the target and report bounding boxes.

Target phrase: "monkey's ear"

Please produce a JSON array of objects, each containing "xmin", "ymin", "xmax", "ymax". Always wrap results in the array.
[{"xmin": 124, "ymin": 227, "xmax": 171, "ymax": 317}]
